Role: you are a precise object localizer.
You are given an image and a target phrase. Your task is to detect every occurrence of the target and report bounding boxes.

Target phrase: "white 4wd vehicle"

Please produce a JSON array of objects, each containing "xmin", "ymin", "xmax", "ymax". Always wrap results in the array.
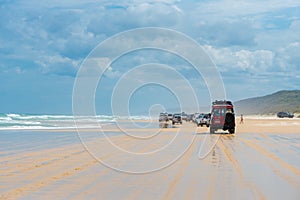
[{"xmin": 196, "ymin": 113, "xmax": 210, "ymax": 127}]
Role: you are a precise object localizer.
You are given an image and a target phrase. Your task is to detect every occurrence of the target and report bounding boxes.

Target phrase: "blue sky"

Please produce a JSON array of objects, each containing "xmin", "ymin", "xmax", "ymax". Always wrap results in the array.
[{"xmin": 0, "ymin": 0, "xmax": 299, "ymax": 114}]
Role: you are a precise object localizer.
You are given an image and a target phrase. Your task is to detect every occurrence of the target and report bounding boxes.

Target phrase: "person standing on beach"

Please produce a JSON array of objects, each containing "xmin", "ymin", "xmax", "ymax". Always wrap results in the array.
[{"xmin": 240, "ymin": 114, "xmax": 244, "ymax": 124}]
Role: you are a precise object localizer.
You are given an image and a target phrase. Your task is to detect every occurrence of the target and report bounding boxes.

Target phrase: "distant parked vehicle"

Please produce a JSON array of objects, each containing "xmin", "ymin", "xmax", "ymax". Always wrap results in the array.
[
  {"xmin": 192, "ymin": 113, "xmax": 200, "ymax": 122},
  {"xmin": 172, "ymin": 114, "xmax": 182, "ymax": 125},
  {"xmin": 277, "ymin": 112, "xmax": 294, "ymax": 118},
  {"xmin": 159, "ymin": 113, "xmax": 169, "ymax": 122},
  {"xmin": 159, "ymin": 113, "xmax": 169, "ymax": 128},
  {"xmin": 186, "ymin": 114, "xmax": 193, "ymax": 122},
  {"xmin": 196, "ymin": 113, "xmax": 204, "ymax": 126},
  {"xmin": 181, "ymin": 112, "xmax": 188, "ymax": 121},
  {"xmin": 167, "ymin": 113, "xmax": 173, "ymax": 120},
  {"xmin": 196, "ymin": 113, "xmax": 210, "ymax": 127}
]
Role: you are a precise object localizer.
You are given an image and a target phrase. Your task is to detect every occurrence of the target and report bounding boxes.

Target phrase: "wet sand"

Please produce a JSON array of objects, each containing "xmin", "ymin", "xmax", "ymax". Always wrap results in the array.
[{"xmin": 0, "ymin": 118, "xmax": 300, "ymax": 199}]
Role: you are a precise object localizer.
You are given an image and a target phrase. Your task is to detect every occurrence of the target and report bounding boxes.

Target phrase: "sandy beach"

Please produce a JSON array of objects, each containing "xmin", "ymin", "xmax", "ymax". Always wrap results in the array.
[{"xmin": 1, "ymin": 117, "xmax": 300, "ymax": 199}]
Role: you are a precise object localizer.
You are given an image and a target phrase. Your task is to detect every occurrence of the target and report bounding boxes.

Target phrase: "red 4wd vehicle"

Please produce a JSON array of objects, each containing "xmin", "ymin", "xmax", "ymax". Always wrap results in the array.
[{"xmin": 210, "ymin": 100, "xmax": 235, "ymax": 134}]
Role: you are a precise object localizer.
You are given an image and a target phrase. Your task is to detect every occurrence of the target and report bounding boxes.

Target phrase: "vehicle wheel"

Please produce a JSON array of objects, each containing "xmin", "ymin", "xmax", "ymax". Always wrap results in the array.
[
  {"xmin": 229, "ymin": 128, "xmax": 235, "ymax": 134},
  {"xmin": 206, "ymin": 124, "xmax": 210, "ymax": 128},
  {"xmin": 172, "ymin": 122, "xmax": 174, "ymax": 125},
  {"xmin": 180, "ymin": 122, "xmax": 182, "ymax": 124},
  {"xmin": 197, "ymin": 124, "xmax": 199, "ymax": 127},
  {"xmin": 200, "ymin": 124, "xmax": 203, "ymax": 127}
]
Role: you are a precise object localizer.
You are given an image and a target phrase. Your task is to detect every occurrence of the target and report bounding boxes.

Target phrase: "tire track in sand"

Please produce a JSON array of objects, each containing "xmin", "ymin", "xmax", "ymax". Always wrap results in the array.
[
  {"xmin": 0, "ymin": 159, "xmax": 99, "ymax": 200},
  {"xmin": 1, "ymin": 134, "xmax": 132, "ymax": 176},
  {"xmin": 0, "ymin": 135, "xmax": 135, "ymax": 200},
  {"xmin": 218, "ymin": 136, "xmax": 266, "ymax": 200},
  {"xmin": 240, "ymin": 138, "xmax": 300, "ymax": 189},
  {"xmin": 206, "ymin": 147, "xmax": 220, "ymax": 200},
  {"xmin": 163, "ymin": 136, "xmax": 196, "ymax": 200},
  {"xmin": 37, "ymin": 135, "xmax": 141, "ymax": 199},
  {"xmin": 123, "ymin": 133, "xmax": 185, "ymax": 200},
  {"xmin": 184, "ymin": 132, "xmax": 219, "ymax": 200},
  {"xmin": 240, "ymin": 138, "xmax": 300, "ymax": 176},
  {"xmin": 77, "ymin": 132, "xmax": 178, "ymax": 200}
]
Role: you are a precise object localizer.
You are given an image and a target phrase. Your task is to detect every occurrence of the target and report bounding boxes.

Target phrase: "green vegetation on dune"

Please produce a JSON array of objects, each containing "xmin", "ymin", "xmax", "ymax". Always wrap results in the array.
[{"xmin": 234, "ymin": 90, "xmax": 300, "ymax": 115}]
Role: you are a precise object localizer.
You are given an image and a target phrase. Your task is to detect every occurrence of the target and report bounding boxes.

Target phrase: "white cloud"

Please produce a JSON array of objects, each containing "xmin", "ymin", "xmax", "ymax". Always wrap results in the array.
[
  {"xmin": 15, "ymin": 67, "xmax": 24, "ymax": 74},
  {"xmin": 276, "ymin": 42, "xmax": 300, "ymax": 70},
  {"xmin": 193, "ymin": 0, "xmax": 300, "ymax": 18},
  {"xmin": 193, "ymin": 20, "xmax": 256, "ymax": 47},
  {"xmin": 36, "ymin": 55, "xmax": 80, "ymax": 76},
  {"xmin": 204, "ymin": 42, "xmax": 300, "ymax": 90},
  {"xmin": 255, "ymin": 20, "xmax": 300, "ymax": 50},
  {"xmin": 81, "ymin": 57, "xmax": 122, "ymax": 78},
  {"xmin": 86, "ymin": 1, "xmax": 182, "ymax": 37},
  {"xmin": 204, "ymin": 45, "xmax": 274, "ymax": 72}
]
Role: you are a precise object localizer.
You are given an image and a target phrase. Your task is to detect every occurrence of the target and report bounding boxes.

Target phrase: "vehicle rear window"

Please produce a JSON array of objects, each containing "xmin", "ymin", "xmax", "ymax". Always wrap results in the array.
[{"xmin": 213, "ymin": 108, "xmax": 227, "ymax": 116}]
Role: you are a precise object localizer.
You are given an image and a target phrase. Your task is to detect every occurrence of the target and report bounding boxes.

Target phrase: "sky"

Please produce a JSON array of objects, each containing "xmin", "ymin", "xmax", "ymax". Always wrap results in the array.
[{"xmin": 0, "ymin": 0, "xmax": 299, "ymax": 115}]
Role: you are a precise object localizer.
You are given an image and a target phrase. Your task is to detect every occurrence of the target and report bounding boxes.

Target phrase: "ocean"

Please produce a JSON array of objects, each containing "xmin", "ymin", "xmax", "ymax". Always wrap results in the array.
[
  {"xmin": 0, "ymin": 113, "xmax": 150, "ymax": 130},
  {"xmin": 0, "ymin": 113, "xmax": 151, "ymax": 156}
]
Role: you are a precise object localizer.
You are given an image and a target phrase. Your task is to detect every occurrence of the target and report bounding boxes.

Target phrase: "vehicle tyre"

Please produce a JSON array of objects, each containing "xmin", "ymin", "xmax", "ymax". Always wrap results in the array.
[
  {"xmin": 229, "ymin": 128, "xmax": 235, "ymax": 134},
  {"xmin": 225, "ymin": 113, "xmax": 235, "ymax": 125},
  {"xmin": 206, "ymin": 124, "xmax": 210, "ymax": 128}
]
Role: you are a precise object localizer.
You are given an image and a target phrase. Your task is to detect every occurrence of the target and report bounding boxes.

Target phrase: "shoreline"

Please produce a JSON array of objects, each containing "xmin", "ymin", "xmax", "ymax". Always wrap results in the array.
[{"xmin": 0, "ymin": 117, "xmax": 299, "ymax": 132}]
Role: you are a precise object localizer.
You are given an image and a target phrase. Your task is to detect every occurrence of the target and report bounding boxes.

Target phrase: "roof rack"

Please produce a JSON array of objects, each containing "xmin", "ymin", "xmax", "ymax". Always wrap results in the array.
[{"xmin": 212, "ymin": 100, "xmax": 233, "ymax": 105}]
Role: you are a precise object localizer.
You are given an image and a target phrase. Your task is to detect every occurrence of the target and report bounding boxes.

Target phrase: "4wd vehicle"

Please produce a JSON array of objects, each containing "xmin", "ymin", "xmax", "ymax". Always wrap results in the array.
[
  {"xmin": 210, "ymin": 100, "xmax": 235, "ymax": 134},
  {"xmin": 277, "ymin": 112, "xmax": 294, "ymax": 118},
  {"xmin": 192, "ymin": 113, "xmax": 200, "ymax": 122},
  {"xmin": 186, "ymin": 114, "xmax": 193, "ymax": 122},
  {"xmin": 159, "ymin": 113, "xmax": 169, "ymax": 128},
  {"xmin": 196, "ymin": 113, "xmax": 210, "ymax": 127},
  {"xmin": 181, "ymin": 112, "xmax": 188, "ymax": 121},
  {"xmin": 172, "ymin": 114, "xmax": 182, "ymax": 125},
  {"xmin": 167, "ymin": 113, "xmax": 173, "ymax": 120},
  {"xmin": 159, "ymin": 113, "xmax": 168, "ymax": 122}
]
